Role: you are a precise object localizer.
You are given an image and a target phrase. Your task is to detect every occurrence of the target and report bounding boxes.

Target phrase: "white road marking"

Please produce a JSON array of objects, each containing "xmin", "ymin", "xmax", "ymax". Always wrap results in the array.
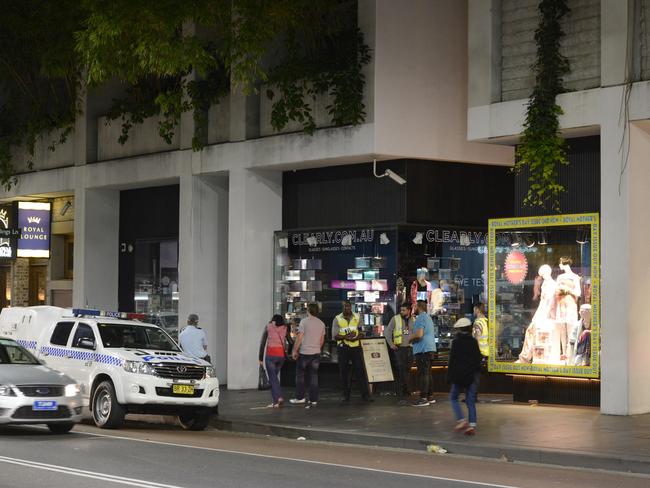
[
  {"xmin": 0, "ymin": 455, "xmax": 186, "ymax": 488},
  {"xmin": 68, "ymin": 429, "xmax": 520, "ymax": 488}
]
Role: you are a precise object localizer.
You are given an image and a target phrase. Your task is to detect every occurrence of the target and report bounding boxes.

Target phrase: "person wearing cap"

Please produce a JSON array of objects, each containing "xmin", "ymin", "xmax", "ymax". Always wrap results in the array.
[
  {"xmin": 179, "ymin": 314, "xmax": 211, "ymax": 363},
  {"xmin": 447, "ymin": 317, "xmax": 482, "ymax": 435}
]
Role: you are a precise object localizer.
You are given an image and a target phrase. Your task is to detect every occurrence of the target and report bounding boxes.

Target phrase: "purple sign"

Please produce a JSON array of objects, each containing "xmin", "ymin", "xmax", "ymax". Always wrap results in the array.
[{"xmin": 17, "ymin": 202, "xmax": 51, "ymax": 258}]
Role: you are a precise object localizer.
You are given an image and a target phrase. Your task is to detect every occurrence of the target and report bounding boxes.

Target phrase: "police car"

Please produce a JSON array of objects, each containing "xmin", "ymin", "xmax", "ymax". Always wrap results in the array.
[{"xmin": 0, "ymin": 306, "xmax": 219, "ymax": 430}]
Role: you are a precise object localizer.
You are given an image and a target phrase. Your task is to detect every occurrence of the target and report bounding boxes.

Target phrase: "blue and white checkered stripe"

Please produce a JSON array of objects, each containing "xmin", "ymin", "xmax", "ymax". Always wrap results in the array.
[
  {"xmin": 17, "ymin": 340, "xmax": 37, "ymax": 350},
  {"xmin": 39, "ymin": 346, "xmax": 123, "ymax": 367}
]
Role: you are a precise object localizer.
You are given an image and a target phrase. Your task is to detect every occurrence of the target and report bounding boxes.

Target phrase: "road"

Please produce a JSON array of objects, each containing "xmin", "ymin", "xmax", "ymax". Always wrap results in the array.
[{"xmin": 0, "ymin": 421, "xmax": 646, "ymax": 488}]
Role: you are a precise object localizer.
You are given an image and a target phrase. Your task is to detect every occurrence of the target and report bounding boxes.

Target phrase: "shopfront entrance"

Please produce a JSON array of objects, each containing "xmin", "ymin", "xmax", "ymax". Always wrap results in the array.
[{"xmin": 118, "ymin": 185, "xmax": 180, "ymax": 322}]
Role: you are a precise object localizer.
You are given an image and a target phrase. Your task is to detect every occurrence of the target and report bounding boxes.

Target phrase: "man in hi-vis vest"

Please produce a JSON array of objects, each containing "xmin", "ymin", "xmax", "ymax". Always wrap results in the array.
[
  {"xmin": 332, "ymin": 301, "xmax": 372, "ymax": 402},
  {"xmin": 385, "ymin": 302, "xmax": 415, "ymax": 399}
]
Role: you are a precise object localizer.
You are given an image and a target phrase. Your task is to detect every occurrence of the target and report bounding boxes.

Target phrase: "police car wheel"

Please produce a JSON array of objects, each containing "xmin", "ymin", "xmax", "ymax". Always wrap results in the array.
[
  {"xmin": 178, "ymin": 410, "xmax": 211, "ymax": 431},
  {"xmin": 47, "ymin": 422, "xmax": 74, "ymax": 434},
  {"xmin": 92, "ymin": 380, "xmax": 125, "ymax": 429}
]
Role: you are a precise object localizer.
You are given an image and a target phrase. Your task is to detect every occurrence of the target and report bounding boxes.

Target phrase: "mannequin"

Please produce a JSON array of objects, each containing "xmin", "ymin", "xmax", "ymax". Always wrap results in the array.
[
  {"xmin": 410, "ymin": 268, "xmax": 432, "ymax": 315},
  {"xmin": 517, "ymin": 264, "xmax": 556, "ymax": 363},
  {"xmin": 572, "ymin": 304, "xmax": 592, "ymax": 366},
  {"xmin": 555, "ymin": 256, "xmax": 581, "ymax": 361}
]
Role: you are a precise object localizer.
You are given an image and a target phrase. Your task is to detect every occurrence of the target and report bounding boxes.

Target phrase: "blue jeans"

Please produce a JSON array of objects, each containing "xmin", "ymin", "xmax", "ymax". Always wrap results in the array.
[
  {"xmin": 265, "ymin": 355, "xmax": 285, "ymax": 404},
  {"xmin": 450, "ymin": 374, "xmax": 479, "ymax": 425},
  {"xmin": 295, "ymin": 354, "xmax": 321, "ymax": 402}
]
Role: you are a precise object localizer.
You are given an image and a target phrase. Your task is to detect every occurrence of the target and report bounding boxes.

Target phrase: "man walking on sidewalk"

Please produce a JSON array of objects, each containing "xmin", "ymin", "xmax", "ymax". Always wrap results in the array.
[
  {"xmin": 448, "ymin": 317, "xmax": 482, "ymax": 435},
  {"xmin": 290, "ymin": 303, "xmax": 326, "ymax": 408},
  {"xmin": 385, "ymin": 302, "xmax": 414, "ymax": 399},
  {"xmin": 409, "ymin": 300, "xmax": 436, "ymax": 406},
  {"xmin": 333, "ymin": 301, "xmax": 372, "ymax": 403}
]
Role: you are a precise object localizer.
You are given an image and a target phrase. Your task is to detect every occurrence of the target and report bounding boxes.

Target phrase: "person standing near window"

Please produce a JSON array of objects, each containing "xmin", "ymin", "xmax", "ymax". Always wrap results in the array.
[
  {"xmin": 290, "ymin": 303, "xmax": 325, "ymax": 408},
  {"xmin": 258, "ymin": 314, "xmax": 291, "ymax": 408},
  {"xmin": 385, "ymin": 302, "xmax": 414, "ymax": 400},
  {"xmin": 409, "ymin": 300, "xmax": 436, "ymax": 407},
  {"xmin": 333, "ymin": 301, "xmax": 372, "ymax": 403}
]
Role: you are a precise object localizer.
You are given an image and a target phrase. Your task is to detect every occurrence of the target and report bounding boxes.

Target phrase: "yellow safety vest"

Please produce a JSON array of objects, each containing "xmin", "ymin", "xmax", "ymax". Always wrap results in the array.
[
  {"xmin": 393, "ymin": 315, "xmax": 406, "ymax": 346},
  {"xmin": 474, "ymin": 317, "xmax": 489, "ymax": 357},
  {"xmin": 336, "ymin": 313, "xmax": 361, "ymax": 347}
]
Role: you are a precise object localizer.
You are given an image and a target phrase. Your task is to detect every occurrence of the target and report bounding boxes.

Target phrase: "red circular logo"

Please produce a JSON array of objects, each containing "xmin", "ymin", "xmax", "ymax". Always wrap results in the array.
[{"xmin": 504, "ymin": 251, "xmax": 528, "ymax": 284}]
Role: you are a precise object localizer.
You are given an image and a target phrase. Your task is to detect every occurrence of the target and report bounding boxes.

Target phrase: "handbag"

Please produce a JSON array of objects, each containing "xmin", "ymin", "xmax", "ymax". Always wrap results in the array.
[{"xmin": 258, "ymin": 364, "xmax": 270, "ymax": 390}]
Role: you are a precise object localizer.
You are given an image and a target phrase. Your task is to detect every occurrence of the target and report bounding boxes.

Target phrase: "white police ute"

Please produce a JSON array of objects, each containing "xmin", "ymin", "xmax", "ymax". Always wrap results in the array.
[{"xmin": 0, "ymin": 306, "xmax": 219, "ymax": 430}]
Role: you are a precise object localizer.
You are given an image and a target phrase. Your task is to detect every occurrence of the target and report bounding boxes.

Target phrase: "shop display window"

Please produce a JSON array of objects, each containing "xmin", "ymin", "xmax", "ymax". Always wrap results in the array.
[
  {"xmin": 487, "ymin": 213, "xmax": 600, "ymax": 378},
  {"xmin": 274, "ymin": 225, "xmax": 488, "ymax": 363}
]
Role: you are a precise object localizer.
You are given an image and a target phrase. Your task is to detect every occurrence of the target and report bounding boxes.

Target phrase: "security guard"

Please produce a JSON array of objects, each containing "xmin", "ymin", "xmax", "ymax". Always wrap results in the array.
[
  {"xmin": 472, "ymin": 304, "xmax": 489, "ymax": 358},
  {"xmin": 332, "ymin": 301, "xmax": 371, "ymax": 402},
  {"xmin": 385, "ymin": 303, "xmax": 414, "ymax": 398}
]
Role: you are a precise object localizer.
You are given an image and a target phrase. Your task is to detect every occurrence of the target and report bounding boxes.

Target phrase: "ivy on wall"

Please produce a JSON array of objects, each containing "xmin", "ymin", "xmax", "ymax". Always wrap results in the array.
[
  {"xmin": 514, "ymin": 0, "xmax": 571, "ymax": 211},
  {"xmin": 0, "ymin": 0, "xmax": 370, "ymax": 189}
]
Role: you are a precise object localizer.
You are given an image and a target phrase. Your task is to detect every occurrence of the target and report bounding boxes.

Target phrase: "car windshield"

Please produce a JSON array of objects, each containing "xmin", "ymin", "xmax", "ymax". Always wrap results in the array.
[
  {"xmin": 0, "ymin": 339, "xmax": 40, "ymax": 365},
  {"xmin": 97, "ymin": 323, "xmax": 180, "ymax": 351}
]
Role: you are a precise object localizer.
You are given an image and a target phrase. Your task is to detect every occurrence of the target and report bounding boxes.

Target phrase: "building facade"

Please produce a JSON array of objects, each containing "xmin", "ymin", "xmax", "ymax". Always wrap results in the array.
[
  {"xmin": 468, "ymin": 0, "xmax": 650, "ymax": 415},
  {"xmin": 3, "ymin": 2, "xmax": 520, "ymax": 394}
]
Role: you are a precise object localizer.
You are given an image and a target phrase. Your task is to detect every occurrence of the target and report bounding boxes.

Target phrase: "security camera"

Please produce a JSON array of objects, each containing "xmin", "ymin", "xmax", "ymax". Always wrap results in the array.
[
  {"xmin": 373, "ymin": 159, "xmax": 407, "ymax": 185},
  {"xmin": 384, "ymin": 169, "xmax": 406, "ymax": 185}
]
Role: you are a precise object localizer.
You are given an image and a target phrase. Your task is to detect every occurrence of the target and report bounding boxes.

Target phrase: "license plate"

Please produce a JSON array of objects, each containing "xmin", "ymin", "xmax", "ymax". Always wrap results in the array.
[
  {"xmin": 33, "ymin": 400, "xmax": 57, "ymax": 411},
  {"xmin": 172, "ymin": 384, "xmax": 195, "ymax": 395}
]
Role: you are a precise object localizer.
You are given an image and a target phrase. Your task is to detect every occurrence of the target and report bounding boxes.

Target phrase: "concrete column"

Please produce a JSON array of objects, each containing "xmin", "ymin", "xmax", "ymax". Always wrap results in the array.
[
  {"xmin": 72, "ymin": 185, "xmax": 119, "ymax": 310},
  {"xmin": 598, "ymin": 87, "xmax": 650, "ymax": 415},
  {"xmin": 227, "ymin": 168, "xmax": 282, "ymax": 389},
  {"xmin": 468, "ymin": 0, "xmax": 501, "ymax": 107},
  {"xmin": 178, "ymin": 172, "xmax": 229, "ymax": 382},
  {"xmin": 601, "ymin": 0, "xmax": 631, "ymax": 87}
]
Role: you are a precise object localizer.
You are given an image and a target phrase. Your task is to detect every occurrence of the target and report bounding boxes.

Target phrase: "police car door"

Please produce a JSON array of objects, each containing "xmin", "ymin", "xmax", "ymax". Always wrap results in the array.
[
  {"xmin": 40, "ymin": 320, "xmax": 75, "ymax": 374},
  {"xmin": 63, "ymin": 322, "xmax": 98, "ymax": 397}
]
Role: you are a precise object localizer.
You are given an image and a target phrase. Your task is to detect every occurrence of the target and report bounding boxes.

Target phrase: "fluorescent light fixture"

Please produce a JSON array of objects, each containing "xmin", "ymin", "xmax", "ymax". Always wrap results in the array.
[
  {"xmin": 412, "ymin": 232, "xmax": 423, "ymax": 245},
  {"xmin": 379, "ymin": 233, "xmax": 390, "ymax": 245},
  {"xmin": 18, "ymin": 201, "xmax": 50, "ymax": 211},
  {"xmin": 373, "ymin": 160, "xmax": 407, "ymax": 185}
]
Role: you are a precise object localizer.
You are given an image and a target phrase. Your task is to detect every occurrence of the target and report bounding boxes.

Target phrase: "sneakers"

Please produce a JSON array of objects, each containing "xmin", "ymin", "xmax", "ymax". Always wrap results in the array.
[
  {"xmin": 289, "ymin": 398, "xmax": 306, "ymax": 404},
  {"xmin": 412, "ymin": 398, "xmax": 430, "ymax": 407},
  {"xmin": 266, "ymin": 403, "xmax": 280, "ymax": 408},
  {"xmin": 427, "ymin": 396, "xmax": 437, "ymax": 404},
  {"xmin": 305, "ymin": 401, "xmax": 317, "ymax": 409}
]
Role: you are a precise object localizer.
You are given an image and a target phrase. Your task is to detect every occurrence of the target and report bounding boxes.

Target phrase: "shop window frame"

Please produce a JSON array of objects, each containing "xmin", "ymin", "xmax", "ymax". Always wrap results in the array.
[{"xmin": 487, "ymin": 213, "xmax": 600, "ymax": 379}]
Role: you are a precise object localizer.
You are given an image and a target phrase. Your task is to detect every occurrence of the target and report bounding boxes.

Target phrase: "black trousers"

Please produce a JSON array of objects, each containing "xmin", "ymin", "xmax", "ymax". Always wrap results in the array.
[
  {"xmin": 392, "ymin": 347, "xmax": 412, "ymax": 396},
  {"xmin": 414, "ymin": 352, "xmax": 433, "ymax": 399},
  {"xmin": 338, "ymin": 345, "xmax": 369, "ymax": 399}
]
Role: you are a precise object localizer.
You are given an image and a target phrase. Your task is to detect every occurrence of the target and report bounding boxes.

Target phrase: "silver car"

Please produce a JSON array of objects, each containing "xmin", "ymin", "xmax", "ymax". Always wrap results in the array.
[{"xmin": 0, "ymin": 337, "xmax": 82, "ymax": 433}]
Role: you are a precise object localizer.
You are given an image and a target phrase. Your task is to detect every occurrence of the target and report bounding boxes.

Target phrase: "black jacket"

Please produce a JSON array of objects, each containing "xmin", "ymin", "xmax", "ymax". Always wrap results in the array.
[{"xmin": 446, "ymin": 332, "xmax": 482, "ymax": 386}]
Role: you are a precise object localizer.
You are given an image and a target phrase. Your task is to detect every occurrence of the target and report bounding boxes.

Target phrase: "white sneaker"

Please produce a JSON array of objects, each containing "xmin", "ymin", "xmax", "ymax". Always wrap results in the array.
[{"xmin": 289, "ymin": 398, "xmax": 306, "ymax": 404}]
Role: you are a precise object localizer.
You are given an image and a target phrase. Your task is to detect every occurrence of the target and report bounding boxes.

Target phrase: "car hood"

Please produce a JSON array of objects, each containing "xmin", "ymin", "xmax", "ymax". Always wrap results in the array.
[
  {"xmin": 0, "ymin": 364, "xmax": 74, "ymax": 385},
  {"xmin": 111, "ymin": 349, "xmax": 209, "ymax": 366}
]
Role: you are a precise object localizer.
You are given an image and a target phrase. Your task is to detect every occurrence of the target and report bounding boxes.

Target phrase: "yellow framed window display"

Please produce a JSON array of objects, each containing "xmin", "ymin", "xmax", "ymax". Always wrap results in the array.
[{"xmin": 487, "ymin": 213, "xmax": 599, "ymax": 378}]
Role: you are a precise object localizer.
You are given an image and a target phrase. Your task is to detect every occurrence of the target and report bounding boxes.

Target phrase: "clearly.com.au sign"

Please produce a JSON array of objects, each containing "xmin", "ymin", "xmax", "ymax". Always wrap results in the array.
[{"xmin": 17, "ymin": 201, "xmax": 51, "ymax": 258}]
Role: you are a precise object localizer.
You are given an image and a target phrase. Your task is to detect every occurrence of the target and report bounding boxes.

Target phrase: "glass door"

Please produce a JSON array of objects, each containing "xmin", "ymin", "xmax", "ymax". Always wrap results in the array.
[{"xmin": 133, "ymin": 239, "xmax": 179, "ymax": 315}]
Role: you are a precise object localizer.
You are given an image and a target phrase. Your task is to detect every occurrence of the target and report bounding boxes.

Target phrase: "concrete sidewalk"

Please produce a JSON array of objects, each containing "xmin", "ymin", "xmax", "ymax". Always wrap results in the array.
[{"xmin": 213, "ymin": 389, "xmax": 650, "ymax": 475}]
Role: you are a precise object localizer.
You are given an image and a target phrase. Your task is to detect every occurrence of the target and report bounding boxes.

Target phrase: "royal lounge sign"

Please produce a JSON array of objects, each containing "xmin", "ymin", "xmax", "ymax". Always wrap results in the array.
[{"xmin": 17, "ymin": 201, "xmax": 51, "ymax": 258}]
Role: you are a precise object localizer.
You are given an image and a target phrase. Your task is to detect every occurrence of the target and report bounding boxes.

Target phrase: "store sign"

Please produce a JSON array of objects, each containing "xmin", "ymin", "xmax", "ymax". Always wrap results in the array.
[
  {"xmin": 504, "ymin": 250, "xmax": 528, "ymax": 284},
  {"xmin": 360, "ymin": 338, "xmax": 394, "ymax": 383},
  {"xmin": 0, "ymin": 203, "xmax": 19, "ymax": 259},
  {"xmin": 17, "ymin": 201, "xmax": 51, "ymax": 258}
]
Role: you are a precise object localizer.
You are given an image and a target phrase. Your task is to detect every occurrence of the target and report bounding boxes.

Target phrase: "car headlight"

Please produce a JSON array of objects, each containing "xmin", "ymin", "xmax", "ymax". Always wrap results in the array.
[
  {"xmin": 204, "ymin": 366, "xmax": 216, "ymax": 379},
  {"xmin": 65, "ymin": 384, "xmax": 80, "ymax": 397},
  {"xmin": 123, "ymin": 360, "xmax": 156, "ymax": 375},
  {"xmin": 0, "ymin": 385, "xmax": 15, "ymax": 396}
]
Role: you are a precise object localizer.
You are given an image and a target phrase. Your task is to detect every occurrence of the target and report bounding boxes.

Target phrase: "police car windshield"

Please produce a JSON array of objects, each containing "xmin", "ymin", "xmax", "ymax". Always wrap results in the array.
[
  {"xmin": 0, "ymin": 340, "xmax": 40, "ymax": 365},
  {"xmin": 97, "ymin": 323, "xmax": 180, "ymax": 351}
]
